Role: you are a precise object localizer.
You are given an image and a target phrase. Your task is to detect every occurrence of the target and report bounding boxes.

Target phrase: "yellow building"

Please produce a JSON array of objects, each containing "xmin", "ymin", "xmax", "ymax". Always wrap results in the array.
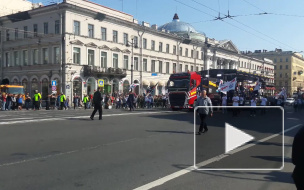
[{"xmin": 246, "ymin": 49, "xmax": 304, "ymax": 96}]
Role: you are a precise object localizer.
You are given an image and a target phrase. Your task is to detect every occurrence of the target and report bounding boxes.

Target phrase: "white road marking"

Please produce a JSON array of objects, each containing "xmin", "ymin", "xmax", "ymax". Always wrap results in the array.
[
  {"xmin": 133, "ymin": 124, "xmax": 302, "ymax": 190},
  {"xmin": 0, "ymin": 118, "xmax": 34, "ymax": 121},
  {"xmin": 0, "ymin": 111, "xmax": 175, "ymax": 125}
]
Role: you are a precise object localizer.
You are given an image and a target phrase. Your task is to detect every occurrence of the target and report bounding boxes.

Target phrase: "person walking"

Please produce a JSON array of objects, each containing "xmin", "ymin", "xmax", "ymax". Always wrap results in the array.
[
  {"xmin": 25, "ymin": 93, "xmax": 31, "ymax": 110},
  {"xmin": 260, "ymin": 96, "xmax": 267, "ymax": 115},
  {"xmin": 195, "ymin": 90, "xmax": 213, "ymax": 135},
  {"xmin": 232, "ymin": 93, "xmax": 239, "ymax": 117},
  {"xmin": 17, "ymin": 94, "xmax": 23, "ymax": 110},
  {"xmin": 90, "ymin": 87, "xmax": 103, "ymax": 120},
  {"xmin": 33, "ymin": 90, "xmax": 42, "ymax": 110},
  {"xmin": 83, "ymin": 95, "xmax": 88, "ymax": 110},
  {"xmin": 60, "ymin": 93, "xmax": 67, "ymax": 110},
  {"xmin": 73, "ymin": 93, "xmax": 78, "ymax": 110},
  {"xmin": 222, "ymin": 94, "xmax": 227, "ymax": 113},
  {"xmin": 127, "ymin": 91, "xmax": 135, "ymax": 111},
  {"xmin": 292, "ymin": 126, "xmax": 304, "ymax": 190},
  {"xmin": 1, "ymin": 92, "xmax": 7, "ymax": 111}
]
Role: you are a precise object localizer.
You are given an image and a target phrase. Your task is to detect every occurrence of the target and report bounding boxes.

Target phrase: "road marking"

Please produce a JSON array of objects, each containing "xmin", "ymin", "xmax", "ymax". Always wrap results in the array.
[
  {"xmin": 0, "ymin": 111, "xmax": 175, "ymax": 125},
  {"xmin": 287, "ymin": 118, "xmax": 299, "ymax": 120},
  {"xmin": 0, "ymin": 118, "xmax": 34, "ymax": 121},
  {"xmin": 133, "ymin": 124, "xmax": 302, "ymax": 190}
]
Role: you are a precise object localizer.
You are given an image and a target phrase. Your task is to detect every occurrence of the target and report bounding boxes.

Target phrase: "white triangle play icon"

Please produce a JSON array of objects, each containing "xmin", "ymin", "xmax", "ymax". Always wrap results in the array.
[{"xmin": 225, "ymin": 123, "xmax": 255, "ymax": 153}]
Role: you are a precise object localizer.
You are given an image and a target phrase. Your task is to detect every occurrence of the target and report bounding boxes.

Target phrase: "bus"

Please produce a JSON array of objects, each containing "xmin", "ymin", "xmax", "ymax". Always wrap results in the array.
[{"xmin": 0, "ymin": 85, "xmax": 25, "ymax": 95}]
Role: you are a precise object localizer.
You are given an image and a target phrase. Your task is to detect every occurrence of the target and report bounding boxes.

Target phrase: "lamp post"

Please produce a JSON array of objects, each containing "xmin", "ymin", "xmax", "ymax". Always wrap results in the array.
[{"xmin": 126, "ymin": 35, "xmax": 138, "ymax": 89}]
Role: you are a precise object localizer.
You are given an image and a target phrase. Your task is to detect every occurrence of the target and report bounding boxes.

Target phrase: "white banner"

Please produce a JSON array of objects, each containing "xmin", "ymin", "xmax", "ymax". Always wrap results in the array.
[
  {"xmin": 219, "ymin": 78, "xmax": 237, "ymax": 93},
  {"xmin": 254, "ymin": 80, "xmax": 262, "ymax": 91}
]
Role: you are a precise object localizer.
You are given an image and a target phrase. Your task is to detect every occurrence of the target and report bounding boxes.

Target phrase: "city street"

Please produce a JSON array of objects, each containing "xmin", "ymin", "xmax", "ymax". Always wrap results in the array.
[{"xmin": 0, "ymin": 106, "xmax": 301, "ymax": 190}]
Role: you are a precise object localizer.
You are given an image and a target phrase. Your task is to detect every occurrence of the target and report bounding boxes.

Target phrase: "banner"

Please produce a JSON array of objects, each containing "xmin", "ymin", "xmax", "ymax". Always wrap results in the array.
[
  {"xmin": 254, "ymin": 80, "xmax": 262, "ymax": 91},
  {"xmin": 129, "ymin": 83, "xmax": 139, "ymax": 90},
  {"xmin": 219, "ymin": 78, "xmax": 237, "ymax": 93},
  {"xmin": 277, "ymin": 87, "xmax": 287, "ymax": 100}
]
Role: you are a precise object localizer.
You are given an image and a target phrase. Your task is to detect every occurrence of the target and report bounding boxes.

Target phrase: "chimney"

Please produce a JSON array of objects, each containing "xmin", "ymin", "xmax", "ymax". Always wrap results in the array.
[{"xmin": 151, "ymin": 24, "xmax": 158, "ymax": 30}]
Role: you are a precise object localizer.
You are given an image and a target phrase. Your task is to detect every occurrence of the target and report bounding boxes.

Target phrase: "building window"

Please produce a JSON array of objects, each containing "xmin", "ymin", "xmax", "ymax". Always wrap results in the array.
[
  {"xmin": 173, "ymin": 63, "xmax": 176, "ymax": 72},
  {"xmin": 185, "ymin": 65, "xmax": 188, "ymax": 72},
  {"xmin": 32, "ymin": 49, "xmax": 38, "ymax": 65},
  {"xmin": 42, "ymin": 48, "xmax": 48, "ymax": 64},
  {"xmin": 24, "ymin": 26, "xmax": 28, "ymax": 38},
  {"xmin": 159, "ymin": 42, "xmax": 163, "ymax": 52},
  {"xmin": 274, "ymin": 58, "xmax": 277, "ymax": 63},
  {"xmin": 151, "ymin": 60, "xmax": 156, "ymax": 72},
  {"xmin": 73, "ymin": 47, "xmax": 80, "ymax": 64},
  {"xmin": 196, "ymin": 66, "xmax": 198, "ymax": 71},
  {"xmin": 173, "ymin": 45, "xmax": 176, "ymax": 55},
  {"xmin": 286, "ymin": 58, "xmax": 288, "ymax": 62},
  {"xmin": 134, "ymin": 36, "xmax": 138, "ymax": 47},
  {"xmin": 151, "ymin": 40, "xmax": 155, "ymax": 50},
  {"xmin": 73, "ymin": 21, "xmax": 80, "ymax": 35},
  {"xmin": 6, "ymin": 29, "xmax": 9, "ymax": 41},
  {"xmin": 143, "ymin": 38, "xmax": 147, "ymax": 49},
  {"xmin": 279, "ymin": 73, "xmax": 282, "ymax": 78},
  {"xmin": 179, "ymin": 64, "xmax": 182, "ymax": 72},
  {"xmin": 196, "ymin": 51, "xmax": 199, "ymax": 59},
  {"xmin": 191, "ymin": 50, "xmax": 194, "ymax": 58},
  {"xmin": 124, "ymin": 55, "xmax": 129, "ymax": 69},
  {"xmin": 55, "ymin": 20, "xmax": 60, "ymax": 34},
  {"xmin": 185, "ymin": 48, "xmax": 188, "ymax": 57},
  {"xmin": 43, "ymin": 22, "xmax": 48, "ymax": 34},
  {"xmin": 23, "ymin": 50, "xmax": 28, "ymax": 66},
  {"xmin": 280, "ymin": 58, "xmax": 282, "ymax": 62},
  {"xmin": 101, "ymin": 27, "xmax": 107, "ymax": 41},
  {"xmin": 123, "ymin": 33, "xmax": 128, "ymax": 45},
  {"xmin": 159, "ymin": 61, "xmax": 163, "ymax": 73},
  {"xmin": 88, "ymin": 49, "xmax": 95, "ymax": 66},
  {"xmin": 274, "ymin": 65, "xmax": 276, "ymax": 69},
  {"xmin": 33, "ymin": 24, "xmax": 38, "ymax": 37},
  {"xmin": 166, "ymin": 44, "xmax": 169, "ymax": 53},
  {"xmin": 285, "ymin": 81, "xmax": 288, "ymax": 86},
  {"xmin": 134, "ymin": 57, "xmax": 138, "ymax": 71},
  {"xmin": 5, "ymin": 52, "xmax": 9, "ymax": 67},
  {"xmin": 286, "ymin": 65, "xmax": 288, "ymax": 69},
  {"xmin": 15, "ymin": 28, "xmax": 18, "ymax": 39},
  {"xmin": 166, "ymin": 62, "xmax": 169, "ymax": 74},
  {"xmin": 113, "ymin": 53, "xmax": 118, "ymax": 68},
  {"xmin": 191, "ymin": 66, "xmax": 194, "ymax": 71},
  {"xmin": 143, "ymin": 59, "xmax": 147, "ymax": 71},
  {"xmin": 88, "ymin": 24, "xmax": 94, "ymax": 38},
  {"xmin": 113, "ymin": 30, "xmax": 118, "ymax": 43},
  {"xmin": 179, "ymin": 47, "xmax": 182, "ymax": 56},
  {"xmin": 54, "ymin": 47, "xmax": 60, "ymax": 64},
  {"xmin": 280, "ymin": 65, "xmax": 282, "ymax": 69},
  {"xmin": 14, "ymin": 51, "xmax": 19, "ymax": 66},
  {"xmin": 285, "ymin": 73, "xmax": 288, "ymax": 78},
  {"xmin": 101, "ymin": 51, "xmax": 107, "ymax": 68}
]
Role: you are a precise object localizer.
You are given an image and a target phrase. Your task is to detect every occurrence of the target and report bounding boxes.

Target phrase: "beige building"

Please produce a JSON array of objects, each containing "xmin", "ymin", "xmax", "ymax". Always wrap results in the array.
[
  {"xmin": 246, "ymin": 49, "xmax": 304, "ymax": 95},
  {"xmin": 0, "ymin": 0, "xmax": 274, "ymax": 99}
]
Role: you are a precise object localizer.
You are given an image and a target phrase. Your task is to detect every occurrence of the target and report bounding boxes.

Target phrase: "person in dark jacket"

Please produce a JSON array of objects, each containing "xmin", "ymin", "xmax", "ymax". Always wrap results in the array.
[
  {"xmin": 127, "ymin": 91, "xmax": 135, "ymax": 111},
  {"xmin": 195, "ymin": 90, "xmax": 213, "ymax": 135},
  {"xmin": 292, "ymin": 126, "xmax": 304, "ymax": 190},
  {"xmin": 90, "ymin": 87, "xmax": 103, "ymax": 120}
]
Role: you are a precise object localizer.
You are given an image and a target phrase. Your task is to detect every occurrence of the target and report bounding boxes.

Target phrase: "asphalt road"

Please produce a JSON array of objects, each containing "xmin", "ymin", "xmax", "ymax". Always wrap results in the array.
[{"xmin": 0, "ymin": 106, "xmax": 301, "ymax": 190}]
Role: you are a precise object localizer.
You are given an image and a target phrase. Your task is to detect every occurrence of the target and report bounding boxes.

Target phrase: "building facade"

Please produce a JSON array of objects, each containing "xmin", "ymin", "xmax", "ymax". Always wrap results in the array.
[
  {"xmin": 247, "ymin": 49, "xmax": 304, "ymax": 95},
  {"xmin": 0, "ymin": 0, "xmax": 274, "ymax": 99}
]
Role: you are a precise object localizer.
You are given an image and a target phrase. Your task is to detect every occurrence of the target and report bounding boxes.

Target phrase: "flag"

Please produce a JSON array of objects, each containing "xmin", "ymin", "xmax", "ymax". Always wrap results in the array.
[
  {"xmin": 254, "ymin": 80, "xmax": 262, "ymax": 91},
  {"xmin": 129, "ymin": 83, "xmax": 139, "ymax": 90},
  {"xmin": 219, "ymin": 78, "xmax": 237, "ymax": 93},
  {"xmin": 277, "ymin": 87, "xmax": 287, "ymax": 100},
  {"xmin": 147, "ymin": 82, "xmax": 159, "ymax": 95}
]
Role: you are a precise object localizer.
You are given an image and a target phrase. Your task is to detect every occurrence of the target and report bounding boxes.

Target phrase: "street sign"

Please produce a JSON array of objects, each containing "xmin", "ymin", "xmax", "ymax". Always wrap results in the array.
[
  {"xmin": 52, "ymin": 86, "xmax": 57, "ymax": 91},
  {"xmin": 52, "ymin": 91, "xmax": 57, "ymax": 94},
  {"xmin": 51, "ymin": 80, "xmax": 57, "ymax": 86},
  {"xmin": 98, "ymin": 79, "xmax": 104, "ymax": 87},
  {"xmin": 151, "ymin": 73, "xmax": 157, "ymax": 76},
  {"xmin": 66, "ymin": 85, "xmax": 70, "ymax": 89}
]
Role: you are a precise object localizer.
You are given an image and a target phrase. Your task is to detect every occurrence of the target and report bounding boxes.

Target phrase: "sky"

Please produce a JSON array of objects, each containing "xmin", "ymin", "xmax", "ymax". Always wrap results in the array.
[{"xmin": 34, "ymin": 0, "xmax": 304, "ymax": 52}]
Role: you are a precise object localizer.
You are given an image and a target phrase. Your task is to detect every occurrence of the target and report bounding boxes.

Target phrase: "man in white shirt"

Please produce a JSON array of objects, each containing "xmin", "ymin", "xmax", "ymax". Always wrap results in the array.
[
  {"xmin": 250, "ymin": 97, "xmax": 257, "ymax": 117},
  {"xmin": 222, "ymin": 94, "xmax": 227, "ymax": 113},
  {"xmin": 232, "ymin": 93, "xmax": 239, "ymax": 117},
  {"xmin": 260, "ymin": 96, "xmax": 267, "ymax": 115}
]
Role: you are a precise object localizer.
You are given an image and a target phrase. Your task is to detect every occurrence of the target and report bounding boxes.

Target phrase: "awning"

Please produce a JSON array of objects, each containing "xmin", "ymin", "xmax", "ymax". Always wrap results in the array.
[
  {"xmin": 150, "ymin": 80, "xmax": 157, "ymax": 86},
  {"xmin": 143, "ymin": 80, "xmax": 149, "ymax": 86},
  {"xmin": 158, "ymin": 81, "xmax": 165, "ymax": 86}
]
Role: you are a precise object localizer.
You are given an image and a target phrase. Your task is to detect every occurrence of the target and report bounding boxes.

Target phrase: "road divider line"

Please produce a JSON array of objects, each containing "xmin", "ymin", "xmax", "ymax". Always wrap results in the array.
[
  {"xmin": 133, "ymin": 124, "xmax": 302, "ymax": 190},
  {"xmin": 0, "ymin": 111, "xmax": 175, "ymax": 125}
]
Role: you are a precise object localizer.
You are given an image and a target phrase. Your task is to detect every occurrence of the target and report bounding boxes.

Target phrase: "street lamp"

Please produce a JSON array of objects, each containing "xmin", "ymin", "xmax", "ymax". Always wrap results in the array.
[{"xmin": 126, "ymin": 35, "xmax": 138, "ymax": 88}]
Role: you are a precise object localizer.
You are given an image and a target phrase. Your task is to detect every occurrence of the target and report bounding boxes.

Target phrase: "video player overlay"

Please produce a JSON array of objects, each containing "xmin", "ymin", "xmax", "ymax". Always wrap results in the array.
[{"xmin": 194, "ymin": 106, "xmax": 283, "ymax": 170}]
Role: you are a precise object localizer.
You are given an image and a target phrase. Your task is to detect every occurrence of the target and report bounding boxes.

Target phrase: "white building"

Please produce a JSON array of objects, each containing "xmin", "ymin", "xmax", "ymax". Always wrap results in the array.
[
  {"xmin": 0, "ymin": 0, "xmax": 42, "ymax": 17},
  {"xmin": 0, "ymin": 0, "xmax": 274, "ymax": 99}
]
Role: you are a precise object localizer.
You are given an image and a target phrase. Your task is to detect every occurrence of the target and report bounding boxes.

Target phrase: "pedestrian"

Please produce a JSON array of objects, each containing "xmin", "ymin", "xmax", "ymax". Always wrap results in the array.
[
  {"xmin": 6, "ymin": 93, "xmax": 11, "ymax": 110},
  {"xmin": 90, "ymin": 87, "xmax": 103, "ymax": 120},
  {"xmin": 195, "ymin": 90, "xmax": 213, "ymax": 135},
  {"xmin": 50, "ymin": 93, "xmax": 56, "ymax": 110},
  {"xmin": 17, "ymin": 94, "xmax": 23, "ymax": 110},
  {"xmin": 25, "ymin": 93, "xmax": 31, "ymax": 110},
  {"xmin": 250, "ymin": 97, "xmax": 257, "ymax": 117},
  {"xmin": 60, "ymin": 92, "xmax": 67, "ymax": 110},
  {"xmin": 83, "ymin": 95, "xmax": 88, "ymax": 109},
  {"xmin": 292, "ymin": 126, "xmax": 304, "ymax": 190},
  {"xmin": 221, "ymin": 94, "xmax": 227, "ymax": 113},
  {"xmin": 127, "ymin": 91, "xmax": 135, "ymax": 111},
  {"xmin": 260, "ymin": 96, "xmax": 267, "ymax": 115},
  {"xmin": 73, "ymin": 93, "xmax": 78, "ymax": 110},
  {"xmin": 232, "ymin": 93, "xmax": 239, "ymax": 117},
  {"xmin": 33, "ymin": 90, "xmax": 41, "ymax": 110},
  {"xmin": 1, "ymin": 92, "xmax": 7, "ymax": 111},
  {"xmin": 66, "ymin": 96, "xmax": 70, "ymax": 109}
]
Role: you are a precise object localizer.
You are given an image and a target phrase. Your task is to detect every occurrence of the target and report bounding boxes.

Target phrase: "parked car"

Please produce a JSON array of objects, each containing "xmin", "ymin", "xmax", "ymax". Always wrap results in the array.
[{"xmin": 285, "ymin": 98, "xmax": 295, "ymax": 106}]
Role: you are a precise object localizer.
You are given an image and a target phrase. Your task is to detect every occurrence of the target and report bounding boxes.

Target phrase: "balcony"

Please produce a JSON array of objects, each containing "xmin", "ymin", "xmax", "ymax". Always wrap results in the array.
[{"xmin": 83, "ymin": 65, "xmax": 127, "ymax": 79}]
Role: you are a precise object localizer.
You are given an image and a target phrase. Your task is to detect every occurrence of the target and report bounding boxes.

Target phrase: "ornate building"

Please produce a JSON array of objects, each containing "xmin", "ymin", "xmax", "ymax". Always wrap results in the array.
[{"xmin": 0, "ymin": 0, "xmax": 274, "ymax": 99}]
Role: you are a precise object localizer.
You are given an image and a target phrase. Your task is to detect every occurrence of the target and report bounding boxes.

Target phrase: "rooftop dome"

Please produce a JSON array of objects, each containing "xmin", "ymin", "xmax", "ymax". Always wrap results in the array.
[{"xmin": 158, "ymin": 13, "xmax": 198, "ymax": 34}]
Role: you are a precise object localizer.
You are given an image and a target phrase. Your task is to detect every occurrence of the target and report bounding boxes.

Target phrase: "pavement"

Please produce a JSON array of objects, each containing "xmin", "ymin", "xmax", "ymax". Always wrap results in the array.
[{"xmin": 0, "ymin": 106, "xmax": 301, "ymax": 190}]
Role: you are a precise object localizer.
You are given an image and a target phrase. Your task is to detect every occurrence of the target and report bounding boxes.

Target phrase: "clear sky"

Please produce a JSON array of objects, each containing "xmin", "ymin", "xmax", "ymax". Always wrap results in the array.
[{"xmin": 36, "ymin": 0, "xmax": 304, "ymax": 52}]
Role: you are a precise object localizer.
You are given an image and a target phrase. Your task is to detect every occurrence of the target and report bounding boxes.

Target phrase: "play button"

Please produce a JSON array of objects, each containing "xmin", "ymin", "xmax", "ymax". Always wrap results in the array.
[{"xmin": 225, "ymin": 123, "xmax": 255, "ymax": 153}]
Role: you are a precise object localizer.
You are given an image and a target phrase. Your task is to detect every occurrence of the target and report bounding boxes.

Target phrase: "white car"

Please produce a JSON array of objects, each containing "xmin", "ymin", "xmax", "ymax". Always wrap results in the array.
[{"xmin": 285, "ymin": 98, "xmax": 295, "ymax": 106}]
